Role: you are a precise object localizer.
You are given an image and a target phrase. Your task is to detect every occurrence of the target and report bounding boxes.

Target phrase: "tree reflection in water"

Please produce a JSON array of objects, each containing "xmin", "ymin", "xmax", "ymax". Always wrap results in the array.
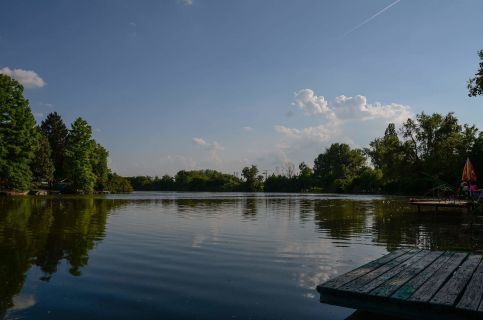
[
  {"xmin": 0, "ymin": 197, "xmax": 127, "ymax": 316},
  {"xmin": 311, "ymin": 198, "xmax": 483, "ymax": 252},
  {"xmin": 0, "ymin": 195, "xmax": 482, "ymax": 319}
]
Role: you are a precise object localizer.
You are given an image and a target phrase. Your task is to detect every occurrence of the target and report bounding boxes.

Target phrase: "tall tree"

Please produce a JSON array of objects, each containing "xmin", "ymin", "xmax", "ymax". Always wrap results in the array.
[
  {"xmin": 241, "ymin": 165, "xmax": 264, "ymax": 192},
  {"xmin": 313, "ymin": 143, "xmax": 366, "ymax": 192},
  {"xmin": 91, "ymin": 143, "xmax": 109, "ymax": 190},
  {"xmin": 0, "ymin": 74, "xmax": 39, "ymax": 191},
  {"xmin": 31, "ymin": 132, "xmax": 55, "ymax": 186},
  {"xmin": 366, "ymin": 123, "xmax": 405, "ymax": 189},
  {"xmin": 468, "ymin": 50, "xmax": 483, "ymax": 97},
  {"xmin": 64, "ymin": 118, "xmax": 96, "ymax": 193},
  {"xmin": 40, "ymin": 112, "xmax": 68, "ymax": 180}
]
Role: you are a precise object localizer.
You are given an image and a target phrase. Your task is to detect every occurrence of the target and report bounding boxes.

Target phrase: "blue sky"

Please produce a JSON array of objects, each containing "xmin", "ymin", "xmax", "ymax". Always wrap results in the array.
[{"xmin": 1, "ymin": 0, "xmax": 482, "ymax": 176}]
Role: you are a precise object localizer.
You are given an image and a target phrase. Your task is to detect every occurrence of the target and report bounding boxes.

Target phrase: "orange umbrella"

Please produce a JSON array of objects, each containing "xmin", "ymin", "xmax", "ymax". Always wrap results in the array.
[{"xmin": 462, "ymin": 158, "xmax": 477, "ymax": 182}]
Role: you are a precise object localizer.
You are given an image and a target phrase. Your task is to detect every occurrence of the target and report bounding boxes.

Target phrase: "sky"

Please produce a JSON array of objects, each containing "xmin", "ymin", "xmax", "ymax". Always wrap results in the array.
[{"xmin": 1, "ymin": 0, "xmax": 482, "ymax": 176}]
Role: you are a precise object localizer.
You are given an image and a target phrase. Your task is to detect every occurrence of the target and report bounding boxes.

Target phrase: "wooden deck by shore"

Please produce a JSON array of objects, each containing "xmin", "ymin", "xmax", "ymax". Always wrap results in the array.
[
  {"xmin": 317, "ymin": 249, "xmax": 483, "ymax": 320},
  {"xmin": 409, "ymin": 198, "xmax": 473, "ymax": 212}
]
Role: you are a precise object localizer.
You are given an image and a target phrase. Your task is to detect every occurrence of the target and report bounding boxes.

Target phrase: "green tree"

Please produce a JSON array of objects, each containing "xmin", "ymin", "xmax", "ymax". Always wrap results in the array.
[
  {"xmin": 241, "ymin": 165, "xmax": 264, "ymax": 192},
  {"xmin": 64, "ymin": 118, "xmax": 96, "ymax": 193},
  {"xmin": 297, "ymin": 162, "xmax": 315, "ymax": 191},
  {"xmin": 31, "ymin": 132, "xmax": 55, "ymax": 186},
  {"xmin": 468, "ymin": 50, "xmax": 483, "ymax": 97},
  {"xmin": 91, "ymin": 143, "xmax": 109, "ymax": 190},
  {"xmin": 366, "ymin": 123, "xmax": 405, "ymax": 190},
  {"xmin": 313, "ymin": 143, "xmax": 366, "ymax": 192},
  {"xmin": 106, "ymin": 173, "xmax": 133, "ymax": 193},
  {"xmin": 0, "ymin": 74, "xmax": 39, "ymax": 191},
  {"xmin": 401, "ymin": 113, "xmax": 474, "ymax": 191},
  {"xmin": 40, "ymin": 112, "xmax": 68, "ymax": 180}
]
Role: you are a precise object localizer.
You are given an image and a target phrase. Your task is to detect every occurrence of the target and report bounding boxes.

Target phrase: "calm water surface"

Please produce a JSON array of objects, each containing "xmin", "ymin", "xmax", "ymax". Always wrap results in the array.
[{"xmin": 1, "ymin": 192, "xmax": 482, "ymax": 319}]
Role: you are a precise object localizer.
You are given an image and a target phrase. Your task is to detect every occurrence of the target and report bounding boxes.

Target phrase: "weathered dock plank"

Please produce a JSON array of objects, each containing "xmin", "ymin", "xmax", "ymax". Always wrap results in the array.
[
  {"xmin": 457, "ymin": 259, "xmax": 483, "ymax": 311},
  {"xmin": 391, "ymin": 251, "xmax": 454, "ymax": 300},
  {"xmin": 431, "ymin": 254, "xmax": 481, "ymax": 306},
  {"xmin": 355, "ymin": 250, "xmax": 427, "ymax": 294},
  {"xmin": 408, "ymin": 252, "xmax": 468, "ymax": 303},
  {"xmin": 321, "ymin": 248, "xmax": 410, "ymax": 289},
  {"xmin": 317, "ymin": 250, "xmax": 483, "ymax": 320},
  {"xmin": 338, "ymin": 249, "xmax": 419, "ymax": 292},
  {"xmin": 370, "ymin": 250, "xmax": 443, "ymax": 297}
]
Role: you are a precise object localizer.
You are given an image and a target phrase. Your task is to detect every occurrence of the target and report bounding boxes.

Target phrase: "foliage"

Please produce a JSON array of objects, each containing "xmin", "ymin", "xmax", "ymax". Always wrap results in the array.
[
  {"xmin": 468, "ymin": 50, "xmax": 483, "ymax": 97},
  {"xmin": 129, "ymin": 170, "xmax": 242, "ymax": 192},
  {"xmin": 313, "ymin": 143, "xmax": 367, "ymax": 192},
  {"xmin": 31, "ymin": 131, "xmax": 55, "ymax": 185},
  {"xmin": 40, "ymin": 112, "xmax": 68, "ymax": 180},
  {"xmin": 241, "ymin": 165, "xmax": 264, "ymax": 192},
  {"xmin": 0, "ymin": 75, "xmax": 39, "ymax": 191},
  {"xmin": 367, "ymin": 112, "xmax": 479, "ymax": 194},
  {"xmin": 64, "ymin": 118, "xmax": 97, "ymax": 193},
  {"xmin": 91, "ymin": 143, "xmax": 109, "ymax": 190},
  {"xmin": 106, "ymin": 173, "xmax": 133, "ymax": 193}
]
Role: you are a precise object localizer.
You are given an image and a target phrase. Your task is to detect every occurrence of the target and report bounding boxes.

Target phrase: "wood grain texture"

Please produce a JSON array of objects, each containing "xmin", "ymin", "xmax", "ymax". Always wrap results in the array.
[
  {"xmin": 320, "ymin": 249, "xmax": 410, "ymax": 290},
  {"xmin": 457, "ymin": 259, "xmax": 483, "ymax": 311},
  {"xmin": 370, "ymin": 251, "xmax": 443, "ymax": 297},
  {"xmin": 408, "ymin": 252, "xmax": 468, "ymax": 303},
  {"xmin": 391, "ymin": 251, "xmax": 454, "ymax": 301}
]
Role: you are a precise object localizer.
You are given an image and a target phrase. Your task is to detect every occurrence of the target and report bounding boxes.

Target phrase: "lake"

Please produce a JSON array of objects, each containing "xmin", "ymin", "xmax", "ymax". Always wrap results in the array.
[{"xmin": 0, "ymin": 192, "xmax": 481, "ymax": 319}]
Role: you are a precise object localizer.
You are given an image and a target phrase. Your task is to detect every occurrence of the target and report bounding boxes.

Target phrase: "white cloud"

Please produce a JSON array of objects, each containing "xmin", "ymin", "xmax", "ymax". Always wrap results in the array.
[
  {"xmin": 209, "ymin": 141, "xmax": 224, "ymax": 165},
  {"xmin": 331, "ymin": 94, "xmax": 412, "ymax": 123},
  {"xmin": 33, "ymin": 112, "xmax": 44, "ymax": 119},
  {"xmin": 242, "ymin": 126, "xmax": 253, "ymax": 132},
  {"xmin": 275, "ymin": 125, "xmax": 333, "ymax": 142},
  {"xmin": 275, "ymin": 90, "xmax": 413, "ymax": 162},
  {"xmin": 292, "ymin": 89, "xmax": 412, "ymax": 124},
  {"xmin": 293, "ymin": 89, "xmax": 331, "ymax": 116},
  {"xmin": 192, "ymin": 137, "xmax": 225, "ymax": 166},
  {"xmin": 39, "ymin": 102, "xmax": 54, "ymax": 109},
  {"xmin": 178, "ymin": 0, "xmax": 193, "ymax": 6},
  {"xmin": 0, "ymin": 67, "xmax": 45, "ymax": 88},
  {"xmin": 11, "ymin": 295, "xmax": 36, "ymax": 311},
  {"xmin": 192, "ymin": 137, "xmax": 208, "ymax": 146}
]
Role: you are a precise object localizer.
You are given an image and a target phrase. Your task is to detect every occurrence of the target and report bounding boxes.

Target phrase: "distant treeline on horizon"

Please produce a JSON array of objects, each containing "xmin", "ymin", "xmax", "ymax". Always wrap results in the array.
[{"xmin": 126, "ymin": 112, "xmax": 483, "ymax": 195}]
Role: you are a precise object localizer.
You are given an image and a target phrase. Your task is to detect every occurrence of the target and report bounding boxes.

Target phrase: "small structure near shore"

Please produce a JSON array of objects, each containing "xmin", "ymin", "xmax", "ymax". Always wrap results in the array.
[
  {"xmin": 317, "ymin": 249, "xmax": 483, "ymax": 320},
  {"xmin": 409, "ymin": 198, "xmax": 473, "ymax": 212}
]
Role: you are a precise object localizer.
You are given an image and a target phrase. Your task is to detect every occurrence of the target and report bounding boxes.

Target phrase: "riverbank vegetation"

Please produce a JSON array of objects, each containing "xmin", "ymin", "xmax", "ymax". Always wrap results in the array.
[
  {"xmin": 126, "ymin": 112, "xmax": 483, "ymax": 195},
  {"xmin": 127, "ymin": 50, "xmax": 483, "ymax": 195},
  {"xmin": 0, "ymin": 74, "xmax": 131, "ymax": 193}
]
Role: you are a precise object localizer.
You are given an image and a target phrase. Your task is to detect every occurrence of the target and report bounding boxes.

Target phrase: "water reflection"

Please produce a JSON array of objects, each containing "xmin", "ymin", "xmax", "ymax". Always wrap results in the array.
[
  {"xmin": 0, "ymin": 197, "xmax": 126, "ymax": 316},
  {"xmin": 0, "ymin": 194, "xmax": 481, "ymax": 320}
]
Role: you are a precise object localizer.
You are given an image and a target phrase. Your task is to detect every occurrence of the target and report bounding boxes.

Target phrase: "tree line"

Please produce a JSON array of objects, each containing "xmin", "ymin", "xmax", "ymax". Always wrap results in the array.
[
  {"xmin": 0, "ymin": 74, "xmax": 132, "ymax": 193},
  {"xmin": 127, "ymin": 112, "xmax": 483, "ymax": 195},
  {"xmin": 2, "ymin": 50, "xmax": 482, "ymax": 195},
  {"xmin": 128, "ymin": 50, "xmax": 483, "ymax": 195}
]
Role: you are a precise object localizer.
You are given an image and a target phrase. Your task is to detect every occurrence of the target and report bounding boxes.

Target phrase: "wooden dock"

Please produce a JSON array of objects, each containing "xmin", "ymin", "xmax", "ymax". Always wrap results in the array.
[
  {"xmin": 317, "ymin": 249, "xmax": 483, "ymax": 320},
  {"xmin": 409, "ymin": 199, "xmax": 473, "ymax": 212}
]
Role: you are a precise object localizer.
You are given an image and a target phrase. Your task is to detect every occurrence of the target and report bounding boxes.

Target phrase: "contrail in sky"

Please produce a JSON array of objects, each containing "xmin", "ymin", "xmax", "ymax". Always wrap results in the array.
[{"xmin": 343, "ymin": 0, "xmax": 401, "ymax": 36}]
